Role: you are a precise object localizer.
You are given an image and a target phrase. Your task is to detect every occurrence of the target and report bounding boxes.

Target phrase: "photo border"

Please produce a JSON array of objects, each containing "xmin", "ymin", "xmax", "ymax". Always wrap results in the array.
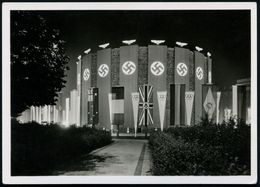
[{"xmin": 2, "ymin": 2, "xmax": 257, "ymax": 184}]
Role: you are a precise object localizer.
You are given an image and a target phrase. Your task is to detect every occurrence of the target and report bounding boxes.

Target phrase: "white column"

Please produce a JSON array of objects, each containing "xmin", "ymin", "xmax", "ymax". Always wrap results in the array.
[
  {"xmin": 62, "ymin": 110, "xmax": 66, "ymax": 125},
  {"xmin": 38, "ymin": 106, "xmax": 42, "ymax": 124},
  {"xmin": 32, "ymin": 106, "xmax": 35, "ymax": 121},
  {"xmin": 47, "ymin": 105, "xmax": 51, "ymax": 123},
  {"xmin": 77, "ymin": 95, "xmax": 80, "ymax": 127},
  {"xmin": 216, "ymin": 92, "xmax": 221, "ymax": 124},
  {"xmin": 232, "ymin": 85, "xmax": 238, "ymax": 118},
  {"xmin": 66, "ymin": 98, "xmax": 70, "ymax": 127}
]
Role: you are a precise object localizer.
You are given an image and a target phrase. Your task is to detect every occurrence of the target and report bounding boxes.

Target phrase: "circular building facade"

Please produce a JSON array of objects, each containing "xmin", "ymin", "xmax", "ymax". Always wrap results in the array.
[{"xmin": 77, "ymin": 44, "xmax": 214, "ymax": 133}]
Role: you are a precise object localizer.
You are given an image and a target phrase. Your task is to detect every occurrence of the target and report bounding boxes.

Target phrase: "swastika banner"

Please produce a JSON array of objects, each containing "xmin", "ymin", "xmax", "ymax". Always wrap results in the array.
[
  {"xmin": 174, "ymin": 47, "xmax": 191, "ymax": 86},
  {"xmin": 195, "ymin": 51, "xmax": 206, "ymax": 123},
  {"xmin": 81, "ymin": 54, "xmax": 92, "ymax": 125},
  {"xmin": 120, "ymin": 45, "xmax": 138, "ymax": 128},
  {"xmin": 148, "ymin": 45, "xmax": 167, "ymax": 127},
  {"xmin": 97, "ymin": 48, "xmax": 111, "ymax": 129}
]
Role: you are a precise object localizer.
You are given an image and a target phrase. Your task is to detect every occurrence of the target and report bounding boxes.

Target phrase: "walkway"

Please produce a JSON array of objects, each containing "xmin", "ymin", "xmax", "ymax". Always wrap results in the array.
[{"xmin": 54, "ymin": 139, "xmax": 151, "ymax": 176}]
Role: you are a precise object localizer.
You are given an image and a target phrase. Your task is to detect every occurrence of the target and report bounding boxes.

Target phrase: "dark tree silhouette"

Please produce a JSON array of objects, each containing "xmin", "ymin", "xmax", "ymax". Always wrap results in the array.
[{"xmin": 11, "ymin": 11, "xmax": 70, "ymax": 117}]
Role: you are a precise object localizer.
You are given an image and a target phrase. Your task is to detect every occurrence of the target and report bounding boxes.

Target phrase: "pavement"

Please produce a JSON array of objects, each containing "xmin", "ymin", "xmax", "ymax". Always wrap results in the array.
[{"xmin": 56, "ymin": 138, "xmax": 152, "ymax": 176}]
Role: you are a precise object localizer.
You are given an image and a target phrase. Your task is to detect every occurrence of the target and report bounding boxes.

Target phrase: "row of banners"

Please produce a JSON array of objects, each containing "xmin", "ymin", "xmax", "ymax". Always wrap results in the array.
[{"xmin": 107, "ymin": 85, "xmax": 221, "ymax": 137}]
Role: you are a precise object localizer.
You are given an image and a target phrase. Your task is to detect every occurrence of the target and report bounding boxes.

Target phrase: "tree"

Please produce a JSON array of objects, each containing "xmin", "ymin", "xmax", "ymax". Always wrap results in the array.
[{"xmin": 11, "ymin": 11, "xmax": 70, "ymax": 117}]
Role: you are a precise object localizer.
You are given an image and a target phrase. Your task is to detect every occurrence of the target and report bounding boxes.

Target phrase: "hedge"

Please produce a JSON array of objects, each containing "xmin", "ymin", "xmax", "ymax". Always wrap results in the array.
[
  {"xmin": 149, "ymin": 119, "xmax": 250, "ymax": 175},
  {"xmin": 11, "ymin": 120, "xmax": 112, "ymax": 176}
]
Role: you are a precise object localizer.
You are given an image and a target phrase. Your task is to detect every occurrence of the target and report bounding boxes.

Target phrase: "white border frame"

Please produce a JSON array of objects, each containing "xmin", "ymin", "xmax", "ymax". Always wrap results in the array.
[{"xmin": 2, "ymin": 2, "xmax": 257, "ymax": 184}]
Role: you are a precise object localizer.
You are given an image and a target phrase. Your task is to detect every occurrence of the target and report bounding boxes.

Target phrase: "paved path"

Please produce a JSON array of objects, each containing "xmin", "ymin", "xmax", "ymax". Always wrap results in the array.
[{"xmin": 56, "ymin": 139, "xmax": 151, "ymax": 176}]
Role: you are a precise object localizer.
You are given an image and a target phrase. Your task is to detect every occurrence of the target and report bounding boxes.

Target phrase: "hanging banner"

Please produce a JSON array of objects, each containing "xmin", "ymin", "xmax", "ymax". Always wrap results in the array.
[
  {"xmin": 157, "ymin": 91, "xmax": 167, "ymax": 131},
  {"xmin": 131, "ymin": 92, "xmax": 139, "ymax": 137},
  {"xmin": 203, "ymin": 87, "xmax": 216, "ymax": 120},
  {"xmin": 108, "ymin": 93, "xmax": 113, "ymax": 132},
  {"xmin": 120, "ymin": 45, "xmax": 138, "ymax": 128},
  {"xmin": 216, "ymin": 92, "xmax": 221, "ymax": 124},
  {"xmin": 148, "ymin": 45, "xmax": 167, "ymax": 128},
  {"xmin": 185, "ymin": 91, "xmax": 195, "ymax": 126},
  {"xmin": 138, "ymin": 84, "xmax": 154, "ymax": 126}
]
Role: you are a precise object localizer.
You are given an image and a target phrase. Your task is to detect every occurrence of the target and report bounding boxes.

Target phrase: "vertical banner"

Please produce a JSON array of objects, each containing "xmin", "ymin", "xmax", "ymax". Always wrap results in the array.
[
  {"xmin": 185, "ymin": 91, "xmax": 195, "ymax": 126},
  {"xmin": 157, "ymin": 91, "xmax": 167, "ymax": 131},
  {"xmin": 81, "ymin": 54, "xmax": 92, "ymax": 126},
  {"xmin": 203, "ymin": 87, "xmax": 216, "ymax": 120},
  {"xmin": 138, "ymin": 84, "xmax": 154, "ymax": 126},
  {"xmin": 148, "ymin": 45, "xmax": 167, "ymax": 128},
  {"xmin": 131, "ymin": 92, "xmax": 139, "ymax": 137},
  {"xmin": 97, "ymin": 48, "xmax": 111, "ymax": 129},
  {"xmin": 173, "ymin": 47, "xmax": 191, "ymax": 125},
  {"xmin": 194, "ymin": 51, "xmax": 207, "ymax": 123},
  {"xmin": 108, "ymin": 93, "xmax": 113, "ymax": 132},
  {"xmin": 174, "ymin": 47, "xmax": 190, "ymax": 87},
  {"xmin": 120, "ymin": 45, "xmax": 138, "ymax": 128},
  {"xmin": 216, "ymin": 92, "xmax": 221, "ymax": 124}
]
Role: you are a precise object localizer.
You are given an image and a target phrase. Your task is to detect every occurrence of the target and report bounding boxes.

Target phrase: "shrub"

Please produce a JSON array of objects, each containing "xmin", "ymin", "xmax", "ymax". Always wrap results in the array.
[
  {"xmin": 11, "ymin": 120, "xmax": 112, "ymax": 175},
  {"xmin": 149, "ymin": 119, "xmax": 250, "ymax": 175}
]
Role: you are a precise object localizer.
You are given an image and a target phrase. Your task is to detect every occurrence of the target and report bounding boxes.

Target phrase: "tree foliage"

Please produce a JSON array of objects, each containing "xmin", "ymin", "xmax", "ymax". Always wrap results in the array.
[{"xmin": 11, "ymin": 11, "xmax": 69, "ymax": 117}]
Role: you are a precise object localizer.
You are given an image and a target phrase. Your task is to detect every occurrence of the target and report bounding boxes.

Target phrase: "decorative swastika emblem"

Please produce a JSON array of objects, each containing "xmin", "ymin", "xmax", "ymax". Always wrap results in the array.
[
  {"xmin": 83, "ymin": 68, "xmax": 90, "ymax": 81},
  {"xmin": 122, "ymin": 61, "xmax": 136, "ymax": 75},
  {"xmin": 98, "ymin": 64, "xmax": 109, "ymax": 77},
  {"xmin": 176, "ymin": 63, "xmax": 188, "ymax": 76},
  {"xmin": 196, "ymin": 67, "xmax": 204, "ymax": 80},
  {"xmin": 150, "ymin": 61, "xmax": 165, "ymax": 76}
]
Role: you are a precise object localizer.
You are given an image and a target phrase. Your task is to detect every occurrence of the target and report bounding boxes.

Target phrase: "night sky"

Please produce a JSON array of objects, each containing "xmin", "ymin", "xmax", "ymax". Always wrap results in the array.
[{"xmin": 36, "ymin": 10, "xmax": 251, "ymax": 100}]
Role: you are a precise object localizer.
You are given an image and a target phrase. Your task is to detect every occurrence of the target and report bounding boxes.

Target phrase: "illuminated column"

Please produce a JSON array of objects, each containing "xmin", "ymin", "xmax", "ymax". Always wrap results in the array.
[
  {"xmin": 47, "ymin": 105, "xmax": 51, "ymax": 123},
  {"xmin": 43, "ymin": 105, "xmax": 48, "ymax": 122},
  {"xmin": 65, "ymin": 98, "xmax": 70, "ymax": 126},
  {"xmin": 62, "ymin": 110, "xmax": 66, "ymax": 125},
  {"xmin": 207, "ymin": 56, "xmax": 212, "ymax": 84},
  {"xmin": 32, "ymin": 106, "xmax": 35, "ymax": 121},
  {"xmin": 232, "ymin": 85, "xmax": 238, "ymax": 118},
  {"xmin": 77, "ymin": 56, "xmax": 82, "ymax": 126},
  {"xmin": 38, "ymin": 106, "xmax": 42, "ymax": 124}
]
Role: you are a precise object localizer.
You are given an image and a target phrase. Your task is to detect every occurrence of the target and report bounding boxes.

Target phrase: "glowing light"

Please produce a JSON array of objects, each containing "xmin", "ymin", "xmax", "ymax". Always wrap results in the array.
[
  {"xmin": 150, "ymin": 61, "xmax": 165, "ymax": 76},
  {"xmin": 151, "ymin": 40, "xmax": 165, "ymax": 45},
  {"xmin": 84, "ymin": 48, "xmax": 91, "ymax": 54},
  {"xmin": 98, "ymin": 64, "xmax": 109, "ymax": 77},
  {"xmin": 207, "ymin": 52, "xmax": 211, "ymax": 57},
  {"xmin": 176, "ymin": 63, "xmax": 188, "ymax": 76},
  {"xmin": 122, "ymin": 39, "xmax": 136, "ymax": 45},
  {"xmin": 99, "ymin": 43, "xmax": 110, "ymax": 49},
  {"xmin": 195, "ymin": 46, "xmax": 203, "ymax": 52},
  {"xmin": 196, "ymin": 67, "xmax": 203, "ymax": 80},
  {"xmin": 83, "ymin": 68, "xmax": 90, "ymax": 81},
  {"xmin": 176, "ymin": 41, "xmax": 188, "ymax": 47}
]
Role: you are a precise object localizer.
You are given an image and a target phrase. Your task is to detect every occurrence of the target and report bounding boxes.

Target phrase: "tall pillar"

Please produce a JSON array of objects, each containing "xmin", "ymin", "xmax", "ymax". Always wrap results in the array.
[{"xmin": 232, "ymin": 85, "xmax": 238, "ymax": 118}]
